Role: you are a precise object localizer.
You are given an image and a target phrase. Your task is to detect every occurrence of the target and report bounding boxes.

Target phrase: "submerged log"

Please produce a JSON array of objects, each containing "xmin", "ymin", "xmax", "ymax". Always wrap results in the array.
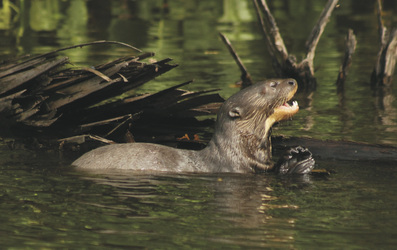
[{"xmin": 273, "ymin": 136, "xmax": 397, "ymax": 163}]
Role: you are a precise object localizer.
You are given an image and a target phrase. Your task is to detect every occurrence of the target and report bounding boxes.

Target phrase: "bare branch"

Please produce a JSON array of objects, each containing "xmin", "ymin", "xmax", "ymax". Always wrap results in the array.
[
  {"xmin": 305, "ymin": 0, "xmax": 340, "ymax": 68},
  {"xmin": 255, "ymin": 0, "xmax": 288, "ymax": 61},
  {"xmin": 219, "ymin": 32, "xmax": 253, "ymax": 87}
]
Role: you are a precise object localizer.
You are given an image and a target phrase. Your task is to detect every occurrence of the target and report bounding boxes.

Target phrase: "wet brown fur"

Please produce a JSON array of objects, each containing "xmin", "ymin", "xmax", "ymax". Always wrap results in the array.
[{"xmin": 73, "ymin": 78, "xmax": 298, "ymax": 173}]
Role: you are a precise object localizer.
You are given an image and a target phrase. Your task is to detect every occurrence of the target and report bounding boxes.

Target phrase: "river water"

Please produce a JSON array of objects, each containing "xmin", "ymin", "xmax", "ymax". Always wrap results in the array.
[{"xmin": 1, "ymin": 0, "xmax": 397, "ymax": 248}]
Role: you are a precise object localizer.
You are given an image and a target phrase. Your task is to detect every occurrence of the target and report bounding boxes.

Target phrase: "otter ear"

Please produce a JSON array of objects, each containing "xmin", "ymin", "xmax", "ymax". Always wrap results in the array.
[{"xmin": 229, "ymin": 107, "xmax": 242, "ymax": 118}]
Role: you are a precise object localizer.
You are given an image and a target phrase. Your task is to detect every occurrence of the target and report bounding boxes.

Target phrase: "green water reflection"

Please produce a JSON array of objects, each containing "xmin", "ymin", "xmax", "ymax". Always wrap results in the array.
[
  {"xmin": 1, "ymin": 0, "xmax": 397, "ymax": 248},
  {"xmin": 1, "ymin": 0, "xmax": 396, "ymax": 145}
]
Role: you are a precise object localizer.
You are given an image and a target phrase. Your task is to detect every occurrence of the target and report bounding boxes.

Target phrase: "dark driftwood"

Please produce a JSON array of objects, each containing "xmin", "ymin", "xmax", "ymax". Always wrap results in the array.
[
  {"xmin": 0, "ymin": 57, "xmax": 68, "ymax": 96},
  {"xmin": 0, "ymin": 41, "xmax": 224, "ymax": 149},
  {"xmin": 253, "ymin": 0, "xmax": 339, "ymax": 89},
  {"xmin": 273, "ymin": 136, "xmax": 397, "ymax": 162},
  {"xmin": 4, "ymin": 55, "xmax": 176, "ymax": 127},
  {"xmin": 371, "ymin": 0, "xmax": 397, "ymax": 87}
]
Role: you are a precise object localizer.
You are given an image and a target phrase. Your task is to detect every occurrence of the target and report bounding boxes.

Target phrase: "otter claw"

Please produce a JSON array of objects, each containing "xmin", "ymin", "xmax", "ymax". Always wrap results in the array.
[{"xmin": 275, "ymin": 146, "xmax": 315, "ymax": 175}]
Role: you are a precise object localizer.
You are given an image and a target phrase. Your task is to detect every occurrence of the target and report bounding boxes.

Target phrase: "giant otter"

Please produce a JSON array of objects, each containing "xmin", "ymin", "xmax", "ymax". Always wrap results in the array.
[{"xmin": 72, "ymin": 78, "xmax": 314, "ymax": 174}]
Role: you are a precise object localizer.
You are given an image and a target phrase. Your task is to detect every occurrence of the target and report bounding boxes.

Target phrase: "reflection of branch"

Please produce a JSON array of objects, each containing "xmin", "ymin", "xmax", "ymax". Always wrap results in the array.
[
  {"xmin": 336, "ymin": 29, "xmax": 357, "ymax": 93},
  {"xmin": 372, "ymin": 0, "xmax": 397, "ymax": 87},
  {"xmin": 370, "ymin": 1, "xmax": 397, "ymax": 133},
  {"xmin": 219, "ymin": 32, "xmax": 253, "ymax": 87},
  {"xmin": 383, "ymin": 30, "xmax": 397, "ymax": 82},
  {"xmin": 376, "ymin": 0, "xmax": 386, "ymax": 45},
  {"xmin": 336, "ymin": 30, "xmax": 356, "ymax": 129}
]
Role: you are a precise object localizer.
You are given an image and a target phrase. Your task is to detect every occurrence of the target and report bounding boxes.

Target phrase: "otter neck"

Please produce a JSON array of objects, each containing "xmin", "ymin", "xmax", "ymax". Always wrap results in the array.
[{"xmin": 198, "ymin": 129, "xmax": 273, "ymax": 173}]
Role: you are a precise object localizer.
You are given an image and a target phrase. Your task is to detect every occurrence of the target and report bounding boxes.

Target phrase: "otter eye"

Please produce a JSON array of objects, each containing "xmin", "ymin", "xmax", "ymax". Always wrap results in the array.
[
  {"xmin": 229, "ymin": 107, "xmax": 242, "ymax": 118},
  {"xmin": 270, "ymin": 81, "xmax": 279, "ymax": 88}
]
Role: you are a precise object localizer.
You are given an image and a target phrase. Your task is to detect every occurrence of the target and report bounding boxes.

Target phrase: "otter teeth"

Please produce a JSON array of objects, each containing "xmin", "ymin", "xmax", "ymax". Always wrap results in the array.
[{"xmin": 283, "ymin": 101, "xmax": 298, "ymax": 108}]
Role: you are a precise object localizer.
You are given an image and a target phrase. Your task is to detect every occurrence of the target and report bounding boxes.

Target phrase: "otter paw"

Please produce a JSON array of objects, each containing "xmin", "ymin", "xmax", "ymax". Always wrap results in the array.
[{"xmin": 275, "ymin": 146, "xmax": 315, "ymax": 175}]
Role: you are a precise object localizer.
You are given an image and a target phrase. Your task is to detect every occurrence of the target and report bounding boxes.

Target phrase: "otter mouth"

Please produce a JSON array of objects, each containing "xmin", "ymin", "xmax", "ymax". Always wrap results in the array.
[
  {"xmin": 272, "ymin": 100, "xmax": 299, "ymax": 122},
  {"xmin": 264, "ymin": 98, "xmax": 299, "ymax": 137},
  {"xmin": 282, "ymin": 100, "xmax": 299, "ymax": 113},
  {"xmin": 271, "ymin": 79, "xmax": 299, "ymax": 122}
]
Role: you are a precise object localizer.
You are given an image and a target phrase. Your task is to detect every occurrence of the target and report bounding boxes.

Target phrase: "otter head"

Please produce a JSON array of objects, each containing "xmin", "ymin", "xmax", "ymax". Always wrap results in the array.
[{"xmin": 212, "ymin": 78, "xmax": 299, "ymax": 172}]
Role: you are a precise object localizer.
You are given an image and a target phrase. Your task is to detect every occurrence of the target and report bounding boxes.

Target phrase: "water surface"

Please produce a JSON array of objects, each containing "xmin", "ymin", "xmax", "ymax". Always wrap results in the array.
[{"xmin": 1, "ymin": 146, "xmax": 396, "ymax": 248}]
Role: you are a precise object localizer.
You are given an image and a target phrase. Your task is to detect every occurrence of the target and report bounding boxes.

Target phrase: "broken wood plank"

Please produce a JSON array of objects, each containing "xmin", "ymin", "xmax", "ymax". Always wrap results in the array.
[
  {"xmin": 0, "ymin": 57, "xmax": 69, "ymax": 96},
  {"xmin": 79, "ymin": 113, "xmax": 140, "ymax": 130},
  {"xmin": 0, "ymin": 90, "xmax": 25, "ymax": 113},
  {"xmin": 58, "ymin": 134, "xmax": 115, "ymax": 145},
  {"xmin": 0, "ymin": 56, "xmax": 48, "ymax": 79},
  {"xmin": 64, "ymin": 80, "xmax": 222, "ymax": 127},
  {"xmin": 45, "ymin": 60, "xmax": 132, "ymax": 111}
]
